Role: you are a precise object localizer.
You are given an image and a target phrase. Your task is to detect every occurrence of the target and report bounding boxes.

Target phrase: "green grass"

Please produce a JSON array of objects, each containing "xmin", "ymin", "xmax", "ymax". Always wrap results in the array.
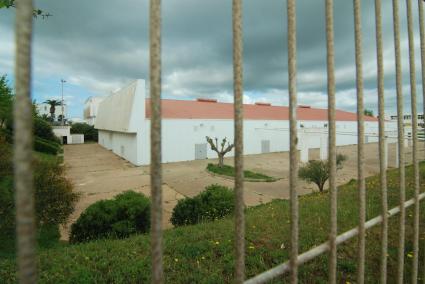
[
  {"xmin": 207, "ymin": 163, "xmax": 277, "ymax": 182},
  {"xmin": 1, "ymin": 163, "xmax": 425, "ymax": 283}
]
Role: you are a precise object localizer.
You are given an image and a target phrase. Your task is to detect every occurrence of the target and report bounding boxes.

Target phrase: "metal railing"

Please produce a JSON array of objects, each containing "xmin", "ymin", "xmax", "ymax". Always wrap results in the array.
[{"xmin": 12, "ymin": 0, "xmax": 424, "ymax": 283}]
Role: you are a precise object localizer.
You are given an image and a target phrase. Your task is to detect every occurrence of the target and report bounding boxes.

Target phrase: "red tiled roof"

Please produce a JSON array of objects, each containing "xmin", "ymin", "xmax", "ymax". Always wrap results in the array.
[{"xmin": 145, "ymin": 98, "xmax": 377, "ymax": 121}]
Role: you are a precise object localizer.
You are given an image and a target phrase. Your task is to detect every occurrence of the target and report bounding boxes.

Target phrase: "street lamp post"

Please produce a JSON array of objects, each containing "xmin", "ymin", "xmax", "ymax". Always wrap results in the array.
[{"xmin": 61, "ymin": 79, "xmax": 66, "ymax": 126}]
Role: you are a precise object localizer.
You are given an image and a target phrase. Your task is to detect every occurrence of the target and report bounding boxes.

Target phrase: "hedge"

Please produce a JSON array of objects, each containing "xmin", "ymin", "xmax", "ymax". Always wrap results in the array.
[
  {"xmin": 171, "ymin": 184, "xmax": 235, "ymax": 226},
  {"xmin": 70, "ymin": 191, "xmax": 151, "ymax": 243},
  {"xmin": 34, "ymin": 137, "xmax": 60, "ymax": 155}
]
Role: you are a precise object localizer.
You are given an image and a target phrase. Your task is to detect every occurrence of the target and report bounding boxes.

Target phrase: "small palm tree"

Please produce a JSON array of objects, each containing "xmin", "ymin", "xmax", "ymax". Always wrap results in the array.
[
  {"xmin": 44, "ymin": 99, "xmax": 61, "ymax": 121},
  {"xmin": 298, "ymin": 154, "xmax": 347, "ymax": 192}
]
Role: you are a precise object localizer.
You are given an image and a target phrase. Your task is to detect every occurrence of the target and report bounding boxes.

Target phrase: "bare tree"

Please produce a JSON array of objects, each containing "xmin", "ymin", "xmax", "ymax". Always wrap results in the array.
[{"xmin": 206, "ymin": 136, "xmax": 234, "ymax": 168}]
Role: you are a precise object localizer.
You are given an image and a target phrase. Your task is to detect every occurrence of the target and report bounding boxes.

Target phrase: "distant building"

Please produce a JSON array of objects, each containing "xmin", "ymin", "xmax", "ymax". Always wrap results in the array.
[
  {"xmin": 84, "ymin": 96, "xmax": 105, "ymax": 126},
  {"xmin": 95, "ymin": 79, "xmax": 397, "ymax": 166},
  {"xmin": 36, "ymin": 103, "xmax": 67, "ymax": 122},
  {"xmin": 52, "ymin": 126, "xmax": 84, "ymax": 145},
  {"xmin": 389, "ymin": 114, "xmax": 424, "ymax": 126}
]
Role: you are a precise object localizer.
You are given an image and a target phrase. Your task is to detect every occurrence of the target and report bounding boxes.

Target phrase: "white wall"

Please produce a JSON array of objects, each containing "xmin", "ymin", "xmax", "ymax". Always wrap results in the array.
[
  {"xmin": 52, "ymin": 126, "xmax": 71, "ymax": 144},
  {"xmin": 98, "ymin": 130, "xmax": 139, "ymax": 165},
  {"xmin": 70, "ymin": 134, "xmax": 84, "ymax": 144},
  {"xmin": 100, "ymin": 116, "xmax": 398, "ymax": 166},
  {"xmin": 137, "ymin": 119, "xmax": 395, "ymax": 165},
  {"xmin": 140, "ymin": 119, "xmax": 290, "ymax": 165}
]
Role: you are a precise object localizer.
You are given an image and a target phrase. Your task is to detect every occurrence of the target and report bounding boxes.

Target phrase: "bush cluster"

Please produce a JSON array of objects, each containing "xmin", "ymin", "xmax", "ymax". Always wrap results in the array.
[
  {"xmin": 34, "ymin": 117, "xmax": 61, "ymax": 144},
  {"xmin": 0, "ymin": 137, "xmax": 12, "ymax": 177},
  {"xmin": 34, "ymin": 137, "xmax": 60, "ymax": 155},
  {"xmin": 0, "ymin": 142, "xmax": 13, "ymax": 234},
  {"xmin": 70, "ymin": 191, "xmax": 150, "ymax": 243},
  {"xmin": 71, "ymin": 123, "xmax": 98, "ymax": 142},
  {"xmin": 171, "ymin": 184, "xmax": 235, "ymax": 226},
  {"xmin": 298, "ymin": 153, "xmax": 347, "ymax": 192},
  {"xmin": 2, "ymin": 123, "xmax": 61, "ymax": 155},
  {"xmin": 0, "ymin": 149, "xmax": 79, "ymax": 234},
  {"xmin": 34, "ymin": 159, "xmax": 79, "ymax": 226}
]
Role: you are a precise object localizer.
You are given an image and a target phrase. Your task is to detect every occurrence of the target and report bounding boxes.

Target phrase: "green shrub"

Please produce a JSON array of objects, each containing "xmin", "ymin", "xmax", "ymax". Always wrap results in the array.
[
  {"xmin": 0, "ymin": 177, "xmax": 14, "ymax": 234},
  {"xmin": 34, "ymin": 117, "xmax": 60, "ymax": 143},
  {"xmin": 34, "ymin": 137, "xmax": 59, "ymax": 155},
  {"xmin": 0, "ymin": 151, "xmax": 78, "ymax": 235},
  {"xmin": 207, "ymin": 163, "xmax": 276, "ymax": 182},
  {"xmin": 298, "ymin": 153, "xmax": 347, "ymax": 192},
  {"xmin": 70, "ymin": 191, "xmax": 150, "ymax": 243},
  {"xmin": 171, "ymin": 184, "xmax": 235, "ymax": 226},
  {"xmin": 0, "ymin": 141, "xmax": 13, "ymax": 234},
  {"xmin": 71, "ymin": 122, "xmax": 98, "ymax": 142},
  {"xmin": 0, "ymin": 139, "xmax": 12, "ymax": 178},
  {"xmin": 34, "ymin": 160, "xmax": 79, "ymax": 226}
]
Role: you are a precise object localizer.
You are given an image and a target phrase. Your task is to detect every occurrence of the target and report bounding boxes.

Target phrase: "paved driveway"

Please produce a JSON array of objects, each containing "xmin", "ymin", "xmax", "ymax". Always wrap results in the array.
[{"xmin": 62, "ymin": 142, "xmax": 420, "ymax": 240}]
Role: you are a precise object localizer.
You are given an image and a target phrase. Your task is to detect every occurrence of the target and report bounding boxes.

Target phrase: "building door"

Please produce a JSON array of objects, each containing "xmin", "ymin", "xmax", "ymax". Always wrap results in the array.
[
  {"xmin": 195, "ymin": 143, "xmax": 207, "ymax": 160},
  {"xmin": 261, "ymin": 140, "xmax": 270, "ymax": 153},
  {"xmin": 62, "ymin": 136, "xmax": 68, "ymax": 145}
]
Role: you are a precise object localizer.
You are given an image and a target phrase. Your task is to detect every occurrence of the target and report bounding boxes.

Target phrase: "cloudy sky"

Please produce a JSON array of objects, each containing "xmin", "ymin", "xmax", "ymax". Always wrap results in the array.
[{"xmin": 0, "ymin": 0, "xmax": 424, "ymax": 118}]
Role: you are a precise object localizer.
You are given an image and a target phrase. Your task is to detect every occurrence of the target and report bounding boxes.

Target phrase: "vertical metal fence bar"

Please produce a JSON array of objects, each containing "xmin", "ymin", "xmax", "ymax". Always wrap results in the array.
[
  {"xmin": 374, "ymin": 0, "xmax": 388, "ymax": 282},
  {"xmin": 353, "ymin": 1, "xmax": 366, "ymax": 282},
  {"xmin": 287, "ymin": 0, "xmax": 299, "ymax": 282},
  {"xmin": 149, "ymin": 0, "xmax": 163, "ymax": 282},
  {"xmin": 232, "ymin": 0, "xmax": 245, "ymax": 282},
  {"xmin": 405, "ymin": 0, "xmax": 420, "ymax": 281},
  {"xmin": 418, "ymin": 1, "xmax": 425, "ymax": 281},
  {"xmin": 325, "ymin": 0, "xmax": 337, "ymax": 282},
  {"xmin": 391, "ymin": 0, "xmax": 406, "ymax": 282},
  {"xmin": 14, "ymin": 1, "xmax": 36, "ymax": 283}
]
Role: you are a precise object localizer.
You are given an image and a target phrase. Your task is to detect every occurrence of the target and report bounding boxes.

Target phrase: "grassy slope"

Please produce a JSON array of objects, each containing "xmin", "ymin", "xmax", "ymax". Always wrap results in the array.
[
  {"xmin": 1, "ymin": 164, "xmax": 425, "ymax": 283},
  {"xmin": 207, "ymin": 163, "xmax": 277, "ymax": 182}
]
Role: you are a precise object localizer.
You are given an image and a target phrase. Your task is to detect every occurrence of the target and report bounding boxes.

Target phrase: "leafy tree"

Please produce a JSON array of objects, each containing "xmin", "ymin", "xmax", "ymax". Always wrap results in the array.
[
  {"xmin": 71, "ymin": 122, "xmax": 98, "ymax": 142},
  {"xmin": 298, "ymin": 154, "xmax": 347, "ymax": 192},
  {"xmin": 0, "ymin": 0, "xmax": 51, "ymax": 18},
  {"xmin": 364, "ymin": 109, "xmax": 374, "ymax": 117},
  {"xmin": 44, "ymin": 99, "xmax": 62, "ymax": 122},
  {"xmin": 206, "ymin": 136, "xmax": 234, "ymax": 168},
  {"xmin": 0, "ymin": 75, "xmax": 13, "ymax": 129}
]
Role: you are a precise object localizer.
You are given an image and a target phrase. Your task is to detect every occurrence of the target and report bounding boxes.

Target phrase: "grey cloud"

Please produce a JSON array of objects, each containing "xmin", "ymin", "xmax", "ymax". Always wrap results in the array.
[{"xmin": 0, "ymin": 0, "xmax": 424, "ymax": 115}]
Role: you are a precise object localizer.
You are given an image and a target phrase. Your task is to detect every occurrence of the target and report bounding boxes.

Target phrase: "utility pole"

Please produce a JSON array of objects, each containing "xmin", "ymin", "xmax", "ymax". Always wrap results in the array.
[{"xmin": 61, "ymin": 79, "xmax": 66, "ymax": 126}]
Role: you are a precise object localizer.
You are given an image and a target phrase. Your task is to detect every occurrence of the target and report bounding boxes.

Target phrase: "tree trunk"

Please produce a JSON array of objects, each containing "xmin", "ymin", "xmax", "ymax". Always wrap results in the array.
[
  {"xmin": 218, "ymin": 154, "xmax": 224, "ymax": 168},
  {"xmin": 50, "ymin": 106, "xmax": 55, "ymax": 121},
  {"xmin": 318, "ymin": 182, "xmax": 324, "ymax": 192}
]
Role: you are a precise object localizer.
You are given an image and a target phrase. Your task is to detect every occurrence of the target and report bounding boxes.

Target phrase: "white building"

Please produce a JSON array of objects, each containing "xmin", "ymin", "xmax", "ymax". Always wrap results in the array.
[
  {"xmin": 52, "ymin": 126, "xmax": 84, "ymax": 145},
  {"xmin": 95, "ymin": 79, "xmax": 397, "ymax": 166},
  {"xmin": 84, "ymin": 96, "xmax": 105, "ymax": 125},
  {"xmin": 36, "ymin": 103, "xmax": 67, "ymax": 121},
  {"xmin": 389, "ymin": 114, "xmax": 424, "ymax": 127}
]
